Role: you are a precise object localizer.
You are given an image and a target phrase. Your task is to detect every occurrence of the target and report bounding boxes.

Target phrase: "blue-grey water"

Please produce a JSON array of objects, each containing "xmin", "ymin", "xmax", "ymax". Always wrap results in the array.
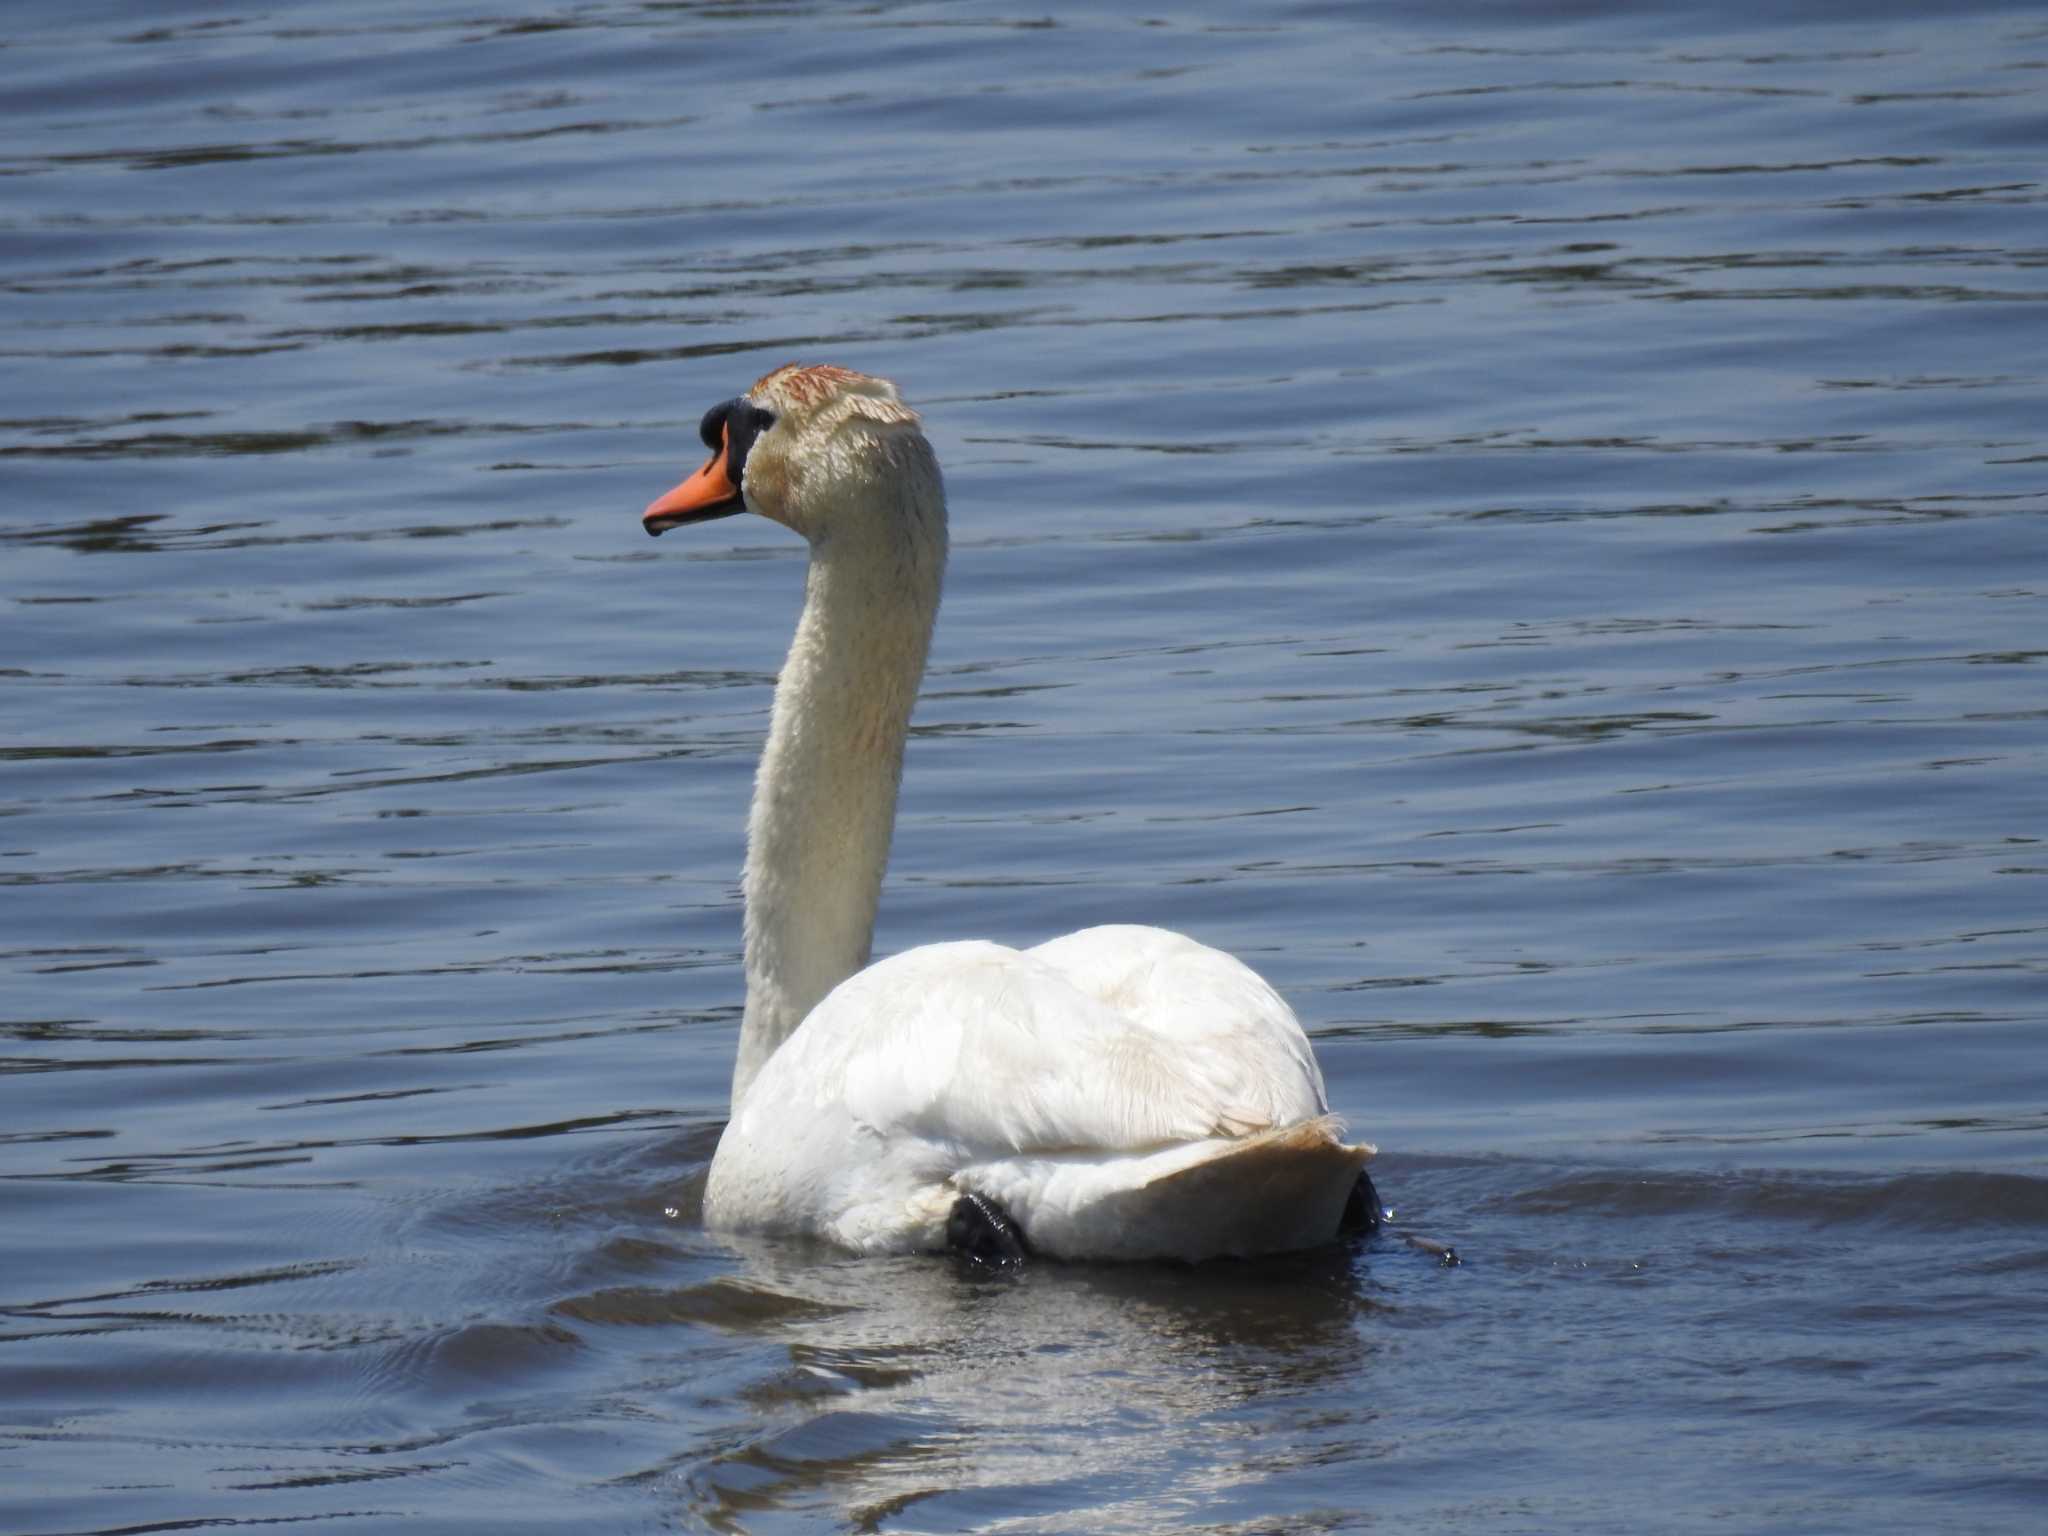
[{"xmin": 4, "ymin": 2, "xmax": 2046, "ymax": 1531}]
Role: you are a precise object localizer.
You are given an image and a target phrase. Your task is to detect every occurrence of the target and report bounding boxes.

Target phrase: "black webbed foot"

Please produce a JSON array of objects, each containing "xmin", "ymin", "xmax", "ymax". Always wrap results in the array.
[
  {"xmin": 946, "ymin": 1191, "xmax": 1031, "ymax": 1267},
  {"xmin": 1341, "ymin": 1168, "xmax": 1386, "ymax": 1236},
  {"xmin": 1345, "ymin": 1169, "xmax": 1465, "ymax": 1265}
]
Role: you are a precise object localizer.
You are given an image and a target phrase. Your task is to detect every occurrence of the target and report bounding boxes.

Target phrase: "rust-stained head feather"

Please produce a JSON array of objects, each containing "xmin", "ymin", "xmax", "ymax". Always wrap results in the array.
[{"xmin": 750, "ymin": 363, "xmax": 920, "ymax": 429}]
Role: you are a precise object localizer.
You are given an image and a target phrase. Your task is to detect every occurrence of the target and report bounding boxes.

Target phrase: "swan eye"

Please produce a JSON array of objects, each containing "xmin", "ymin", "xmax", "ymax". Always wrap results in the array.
[{"xmin": 724, "ymin": 401, "xmax": 777, "ymax": 484}]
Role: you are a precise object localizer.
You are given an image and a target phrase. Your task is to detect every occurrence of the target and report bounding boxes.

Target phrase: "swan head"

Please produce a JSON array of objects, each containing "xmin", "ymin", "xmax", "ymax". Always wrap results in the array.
[{"xmin": 642, "ymin": 363, "xmax": 943, "ymax": 550}]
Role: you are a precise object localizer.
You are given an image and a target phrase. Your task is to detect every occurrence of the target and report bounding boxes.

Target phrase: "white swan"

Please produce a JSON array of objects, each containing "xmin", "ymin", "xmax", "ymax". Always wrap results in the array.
[{"xmin": 642, "ymin": 363, "xmax": 1375, "ymax": 1262}]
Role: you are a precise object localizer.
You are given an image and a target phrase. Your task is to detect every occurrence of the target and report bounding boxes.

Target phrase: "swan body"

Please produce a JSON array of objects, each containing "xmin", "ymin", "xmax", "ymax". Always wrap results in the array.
[{"xmin": 642, "ymin": 364, "xmax": 1373, "ymax": 1262}]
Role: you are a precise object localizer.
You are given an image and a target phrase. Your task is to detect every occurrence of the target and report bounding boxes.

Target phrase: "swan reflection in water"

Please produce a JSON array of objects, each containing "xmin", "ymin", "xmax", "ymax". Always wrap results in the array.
[{"xmin": 563, "ymin": 1158, "xmax": 1386, "ymax": 1531}]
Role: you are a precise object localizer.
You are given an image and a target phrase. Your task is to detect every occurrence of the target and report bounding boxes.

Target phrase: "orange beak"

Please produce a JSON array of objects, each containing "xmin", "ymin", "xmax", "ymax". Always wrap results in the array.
[{"xmin": 643, "ymin": 425, "xmax": 746, "ymax": 537}]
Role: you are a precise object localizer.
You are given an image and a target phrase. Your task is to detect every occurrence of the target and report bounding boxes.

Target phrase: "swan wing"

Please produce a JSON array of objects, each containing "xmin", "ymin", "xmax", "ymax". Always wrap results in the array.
[
  {"xmin": 1027, "ymin": 924, "xmax": 1328, "ymax": 1127},
  {"xmin": 719, "ymin": 932, "xmax": 1327, "ymax": 1157},
  {"xmin": 833, "ymin": 936, "xmax": 1326, "ymax": 1153}
]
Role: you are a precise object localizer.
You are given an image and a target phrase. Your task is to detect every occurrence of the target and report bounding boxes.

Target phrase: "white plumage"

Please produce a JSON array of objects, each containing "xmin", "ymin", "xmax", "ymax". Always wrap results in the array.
[{"xmin": 642, "ymin": 364, "xmax": 1373, "ymax": 1262}]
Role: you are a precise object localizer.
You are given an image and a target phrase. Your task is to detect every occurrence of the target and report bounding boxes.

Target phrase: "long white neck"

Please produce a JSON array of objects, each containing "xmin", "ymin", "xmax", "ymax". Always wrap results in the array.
[{"xmin": 731, "ymin": 483, "xmax": 945, "ymax": 1106}]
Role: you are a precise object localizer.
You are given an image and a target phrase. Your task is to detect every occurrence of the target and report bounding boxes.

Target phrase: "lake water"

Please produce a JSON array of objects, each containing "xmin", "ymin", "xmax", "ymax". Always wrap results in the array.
[{"xmin": 4, "ymin": 1, "xmax": 2046, "ymax": 1531}]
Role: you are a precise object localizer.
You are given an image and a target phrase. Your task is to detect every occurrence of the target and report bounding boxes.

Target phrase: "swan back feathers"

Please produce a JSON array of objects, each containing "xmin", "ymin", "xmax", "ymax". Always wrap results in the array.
[{"xmin": 729, "ymin": 929, "xmax": 1332, "ymax": 1164}]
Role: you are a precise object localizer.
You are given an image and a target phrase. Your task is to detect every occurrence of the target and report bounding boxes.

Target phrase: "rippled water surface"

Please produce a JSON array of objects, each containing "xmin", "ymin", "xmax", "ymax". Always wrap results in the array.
[{"xmin": 4, "ymin": 2, "xmax": 2046, "ymax": 1531}]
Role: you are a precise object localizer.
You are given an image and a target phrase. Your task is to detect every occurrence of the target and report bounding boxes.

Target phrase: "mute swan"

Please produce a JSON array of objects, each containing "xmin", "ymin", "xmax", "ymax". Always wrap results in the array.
[{"xmin": 642, "ymin": 363, "xmax": 1377, "ymax": 1262}]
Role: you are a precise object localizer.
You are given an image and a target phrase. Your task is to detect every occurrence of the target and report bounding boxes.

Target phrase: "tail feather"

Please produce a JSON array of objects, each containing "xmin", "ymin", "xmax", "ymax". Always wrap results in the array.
[
  {"xmin": 979, "ymin": 1115, "xmax": 1374, "ymax": 1262},
  {"xmin": 1122, "ymin": 1115, "xmax": 1374, "ymax": 1259}
]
